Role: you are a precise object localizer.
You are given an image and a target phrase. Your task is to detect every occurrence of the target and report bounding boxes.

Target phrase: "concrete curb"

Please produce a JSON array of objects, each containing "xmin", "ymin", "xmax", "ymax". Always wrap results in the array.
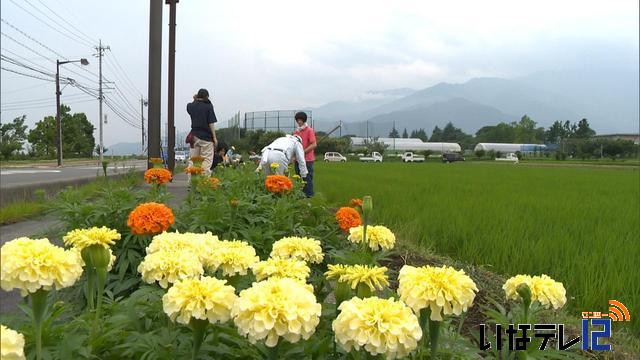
[{"xmin": 0, "ymin": 170, "xmax": 145, "ymax": 206}]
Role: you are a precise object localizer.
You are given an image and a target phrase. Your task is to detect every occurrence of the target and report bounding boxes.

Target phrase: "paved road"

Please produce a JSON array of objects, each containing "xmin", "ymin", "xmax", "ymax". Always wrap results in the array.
[{"xmin": 0, "ymin": 160, "xmax": 147, "ymax": 188}]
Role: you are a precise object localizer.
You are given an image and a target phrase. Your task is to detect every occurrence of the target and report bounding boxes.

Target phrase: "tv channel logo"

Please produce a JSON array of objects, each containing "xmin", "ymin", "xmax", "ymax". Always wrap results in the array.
[{"xmin": 581, "ymin": 300, "xmax": 631, "ymax": 351}]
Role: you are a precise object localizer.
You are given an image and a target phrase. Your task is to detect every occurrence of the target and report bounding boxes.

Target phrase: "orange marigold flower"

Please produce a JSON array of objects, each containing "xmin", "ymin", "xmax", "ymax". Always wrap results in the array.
[
  {"xmin": 127, "ymin": 202, "xmax": 175, "ymax": 235},
  {"xmin": 335, "ymin": 207, "xmax": 362, "ymax": 232},
  {"xmin": 185, "ymin": 166, "xmax": 204, "ymax": 175},
  {"xmin": 144, "ymin": 168, "xmax": 172, "ymax": 185},
  {"xmin": 265, "ymin": 175, "xmax": 293, "ymax": 194},
  {"xmin": 350, "ymin": 198, "xmax": 363, "ymax": 208},
  {"xmin": 207, "ymin": 177, "xmax": 221, "ymax": 189}
]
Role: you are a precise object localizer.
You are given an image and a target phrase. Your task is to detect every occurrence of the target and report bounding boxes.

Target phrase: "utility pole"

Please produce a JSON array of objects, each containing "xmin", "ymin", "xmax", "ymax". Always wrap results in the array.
[
  {"xmin": 148, "ymin": 0, "xmax": 163, "ymax": 168},
  {"xmin": 55, "ymin": 58, "xmax": 89, "ymax": 167},
  {"xmin": 166, "ymin": 0, "xmax": 178, "ymax": 172},
  {"xmin": 95, "ymin": 40, "xmax": 110, "ymax": 163},
  {"xmin": 140, "ymin": 96, "xmax": 148, "ymax": 153}
]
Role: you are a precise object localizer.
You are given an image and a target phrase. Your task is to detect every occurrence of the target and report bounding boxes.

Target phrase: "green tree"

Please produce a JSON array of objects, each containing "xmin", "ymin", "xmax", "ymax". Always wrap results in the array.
[
  {"xmin": 411, "ymin": 128, "xmax": 429, "ymax": 142},
  {"xmin": 430, "ymin": 126, "xmax": 443, "ymax": 142},
  {"xmin": 545, "ymin": 121, "xmax": 567, "ymax": 143},
  {"xmin": 475, "ymin": 123, "xmax": 516, "ymax": 143},
  {"xmin": 388, "ymin": 127, "xmax": 400, "ymax": 138},
  {"xmin": 28, "ymin": 105, "xmax": 95, "ymax": 158},
  {"xmin": 0, "ymin": 115, "xmax": 28, "ymax": 159},
  {"xmin": 573, "ymin": 118, "xmax": 596, "ymax": 139},
  {"xmin": 402, "ymin": 128, "xmax": 408, "ymax": 138},
  {"xmin": 512, "ymin": 114, "xmax": 538, "ymax": 143}
]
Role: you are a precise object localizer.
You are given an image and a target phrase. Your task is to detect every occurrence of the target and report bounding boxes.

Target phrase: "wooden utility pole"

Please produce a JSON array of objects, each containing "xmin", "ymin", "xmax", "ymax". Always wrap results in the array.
[
  {"xmin": 166, "ymin": 0, "xmax": 178, "ymax": 172},
  {"xmin": 147, "ymin": 0, "xmax": 163, "ymax": 168}
]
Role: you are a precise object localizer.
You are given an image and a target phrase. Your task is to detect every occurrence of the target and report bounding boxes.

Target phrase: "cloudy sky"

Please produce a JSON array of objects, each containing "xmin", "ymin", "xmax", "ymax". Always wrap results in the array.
[{"xmin": 1, "ymin": 0, "xmax": 638, "ymax": 146}]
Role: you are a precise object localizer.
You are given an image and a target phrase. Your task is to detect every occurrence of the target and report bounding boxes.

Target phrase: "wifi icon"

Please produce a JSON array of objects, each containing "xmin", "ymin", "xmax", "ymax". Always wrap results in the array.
[{"xmin": 606, "ymin": 300, "xmax": 631, "ymax": 322}]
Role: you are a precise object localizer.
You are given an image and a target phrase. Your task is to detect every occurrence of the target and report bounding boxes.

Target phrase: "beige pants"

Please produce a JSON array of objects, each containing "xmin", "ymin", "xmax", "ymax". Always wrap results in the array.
[{"xmin": 189, "ymin": 136, "xmax": 213, "ymax": 176}]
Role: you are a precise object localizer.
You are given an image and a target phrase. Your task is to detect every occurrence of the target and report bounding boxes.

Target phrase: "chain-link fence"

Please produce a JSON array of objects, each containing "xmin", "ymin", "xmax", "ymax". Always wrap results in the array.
[{"xmin": 243, "ymin": 110, "xmax": 313, "ymax": 133}]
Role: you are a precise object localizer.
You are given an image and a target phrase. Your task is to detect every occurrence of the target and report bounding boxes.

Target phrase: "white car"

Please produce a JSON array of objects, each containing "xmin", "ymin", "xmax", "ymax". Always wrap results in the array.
[
  {"xmin": 324, "ymin": 152, "xmax": 347, "ymax": 162},
  {"xmin": 359, "ymin": 152, "xmax": 383, "ymax": 163},
  {"xmin": 175, "ymin": 152, "xmax": 188, "ymax": 162},
  {"xmin": 401, "ymin": 152, "xmax": 425, "ymax": 162},
  {"xmin": 495, "ymin": 153, "xmax": 519, "ymax": 163}
]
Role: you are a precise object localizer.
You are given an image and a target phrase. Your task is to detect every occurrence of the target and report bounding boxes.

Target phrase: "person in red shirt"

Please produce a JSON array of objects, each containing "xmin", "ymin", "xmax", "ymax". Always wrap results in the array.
[{"xmin": 293, "ymin": 111, "xmax": 316, "ymax": 197}]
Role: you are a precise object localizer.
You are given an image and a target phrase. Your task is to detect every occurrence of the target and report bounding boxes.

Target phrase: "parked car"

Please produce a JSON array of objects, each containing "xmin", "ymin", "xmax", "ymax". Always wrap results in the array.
[
  {"xmin": 442, "ymin": 153, "xmax": 465, "ymax": 163},
  {"xmin": 359, "ymin": 152, "xmax": 383, "ymax": 163},
  {"xmin": 401, "ymin": 152, "xmax": 425, "ymax": 162},
  {"xmin": 495, "ymin": 152, "xmax": 519, "ymax": 163},
  {"xmin": 175, "ymin": 151, "xmax": 188, "ymax": 162},
  {"xmin": 324, "ymin": 152, "xmax": 347, "ymax": 162}
]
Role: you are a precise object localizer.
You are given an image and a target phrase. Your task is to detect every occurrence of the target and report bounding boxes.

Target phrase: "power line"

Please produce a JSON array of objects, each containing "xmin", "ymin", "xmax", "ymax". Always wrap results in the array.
[
  {"xmin": 1, "ymin": 83, "xmax": 45, "ymax": 95},
  {"xmin": 107, "ymin": 49, "xmax": 142, "ymax": 95},
  {"xmin": 1, "ymin": 47, "xmax": 52, "ymax": 75},
  {"xmin": 0, "ymin": 66, "xmax": 55, "ymax": 82},
  {"xmin": 103, "ymin": 96, "xmax": 142, "ymax": 129},
  {"xmin": 2, "ymin": 93, "xmax": 91, "ymax": 106},
  {"xmin": 1, "ymin": 98, "xmax": 94, "ymax": 112},
  {"xmin": 34, "ymin": 0, "xmax": 97, "ymax": 45},
  {"xmin": 104, "ymin": 58, "xmax": 140, "ymax": 101},
  {"xmin": 8, "ymin": 0, "xmax": 93, "ymax": 48},
  {"xmin": 0, "ymin": 19, "xmax": 99, "ymax": 83}
]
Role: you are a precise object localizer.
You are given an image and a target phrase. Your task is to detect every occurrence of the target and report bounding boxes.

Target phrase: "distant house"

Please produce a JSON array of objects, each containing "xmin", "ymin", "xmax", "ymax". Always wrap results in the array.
[
  {"xmin": 349, "ymin": 137, "xmax": 461, "ymax": 153},
  {"xmin": 593, "ymin": 134, "xmax": 639, "ymax": 145}
]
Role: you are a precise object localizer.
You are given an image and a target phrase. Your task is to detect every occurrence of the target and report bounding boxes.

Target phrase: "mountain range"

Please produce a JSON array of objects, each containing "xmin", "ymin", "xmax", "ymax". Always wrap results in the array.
[{"xmin": 311, "ymin": 68, "xmax": 639, "ymax": 137}]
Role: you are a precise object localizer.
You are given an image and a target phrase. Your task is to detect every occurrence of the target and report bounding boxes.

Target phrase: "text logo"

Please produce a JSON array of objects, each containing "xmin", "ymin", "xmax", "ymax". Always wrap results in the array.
[{"xmin": 580, "ymin": 299, "xmax": 630, "ymax": 351}]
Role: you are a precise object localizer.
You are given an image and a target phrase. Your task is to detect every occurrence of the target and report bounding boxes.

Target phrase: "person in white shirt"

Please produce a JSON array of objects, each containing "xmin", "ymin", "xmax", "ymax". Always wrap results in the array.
[{"xmin": 259, "ymin": 135, "xmax": 308, "ymax": 178}]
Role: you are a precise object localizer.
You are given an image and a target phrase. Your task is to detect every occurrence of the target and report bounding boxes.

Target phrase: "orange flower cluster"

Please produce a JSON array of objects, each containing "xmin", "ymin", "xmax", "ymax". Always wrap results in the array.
[
  {"xmin": 207, "ymin": 177, "xmax": 221, "ymax": 189},
  {"xmin": 335, "ymin": 207, "xmax": 362, "ymax": 232},
  {"xmin": 265, "ymin": 175, "xmax": 293, "ymax": 194},
  {"xmin": 350, "ymin": 198, "xmax": 363, "ymax": 208},
  {"xmin": 144, "ymin": 168, "xmax": 172, "ymax": 185},
  {"xmin": 185, "ymin": 166, "xmax": 204, "ymax": 175},
  {"xmin": 127, "ymin": 202, "xmax": 175, "ymax": 235}
]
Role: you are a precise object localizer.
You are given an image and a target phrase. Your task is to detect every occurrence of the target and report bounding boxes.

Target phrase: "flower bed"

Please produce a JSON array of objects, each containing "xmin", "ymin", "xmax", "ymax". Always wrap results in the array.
[{"xmin": 0, "ymin": 166, "xmax": 573, "ymax": 359}]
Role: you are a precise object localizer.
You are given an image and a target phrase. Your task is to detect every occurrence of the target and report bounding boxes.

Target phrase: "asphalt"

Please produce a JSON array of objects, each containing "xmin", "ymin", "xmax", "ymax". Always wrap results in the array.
[
  {"xmin": 0, "ymin": 160, "xmax": 147, "ymax": 187},
  {"xmin": 0, "ymin": 172, "xmax": 189, "ymax": 316}
]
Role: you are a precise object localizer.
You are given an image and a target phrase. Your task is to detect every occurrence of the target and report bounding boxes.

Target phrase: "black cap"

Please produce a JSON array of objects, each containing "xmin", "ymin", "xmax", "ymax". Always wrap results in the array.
[
  {"xmin": 197, "ymin": 88, "xmax": 209, "ymax": 99},
  {"xmin": 295, "ymin": 111, "xmax": 307, "ymax": 122}
]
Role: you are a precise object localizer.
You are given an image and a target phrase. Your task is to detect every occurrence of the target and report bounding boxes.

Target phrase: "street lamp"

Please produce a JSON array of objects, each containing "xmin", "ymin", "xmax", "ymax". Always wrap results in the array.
[{"xmin": 56, "ymin": 58, "xmax": 89, "ymax": 167}]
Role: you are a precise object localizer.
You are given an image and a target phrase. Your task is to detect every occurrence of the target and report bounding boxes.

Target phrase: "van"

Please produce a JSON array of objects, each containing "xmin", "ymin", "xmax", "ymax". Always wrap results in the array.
[{"xmin": 442, "ymin": 153, "xmax": 465, "ymax": 163}]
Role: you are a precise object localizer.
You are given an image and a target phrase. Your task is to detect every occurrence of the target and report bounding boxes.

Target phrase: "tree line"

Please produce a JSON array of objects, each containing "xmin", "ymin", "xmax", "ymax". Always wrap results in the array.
[{"xmin": 0, "ymin": 105, "xmax": 95, "ymax": 160}]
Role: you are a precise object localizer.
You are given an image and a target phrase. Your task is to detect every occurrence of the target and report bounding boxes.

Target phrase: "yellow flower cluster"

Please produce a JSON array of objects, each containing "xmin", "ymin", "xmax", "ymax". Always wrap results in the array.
[
  {"xmin": 333, "ymin": 297, "xmax": 422, "ymax": 359},
  {"xmin": 232, "ymin": 277, "xmax": 321, "ymax": 347},
  {"xmin": 325, "ymin": 264, "xmax": 389, "ymax": 291},
  {"xmin": 270, "ymin": 236, "xmax": 324, "ymax": 264},
  {"xmin": 398, "ymin": 265, "xmax": 478, "ymax": 321},
  {"xmin": 252, "ymin": 258, "xmax": 310, "ymax": 282},
  {"xmin": 137, "ymin": 250, "xmax": 204, "ymax": 288},
  {"xmin": 1, "ymin": 238, "xmax": 84, "ymax": 296},
  {"xmin": 347, "ymin": 225, "xmax": 396, "ymax": 251},
  {"xmin": 146, "ymin": 231, "xmax": 220, "ymax": 265},
  {"xmin": 1, "ymin": 324, "xmax": 25, "ymax": 360},
  {"xmin": 503, "ymin": 274, "xmax": 567, "ymax": 310},
  {"xmin": 63, "ymin": 226, "xmax": 121, "ymax": 250},
  {"xmin": 208, "ymin": 240, "xmax": 259, "ymax": 276},
  {"xmin": 162, "ymin": 276, "xmax": 237, "ymax": 325}
]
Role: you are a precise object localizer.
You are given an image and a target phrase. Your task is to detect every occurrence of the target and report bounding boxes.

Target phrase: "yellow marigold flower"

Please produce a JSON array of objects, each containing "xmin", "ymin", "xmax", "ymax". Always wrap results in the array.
[
  {"xmin": 397, "ymin": 265, "xmax": 478, "ymax": 321},
  {"xmin": 324, "ymin": 264, "xmax": 389, "ymax": 291},
  {"xmin": 347, "ymin": 225, "xmax": 396, "ymax": 251},
  {"xmin": 252, "ymin": 258, "xmax": 310, "ymax": 282},
  {"xmin": 162, "ymin": 276, "xmax": 237, "ymax": 325},
  {"xmin": 503, "ymin": 274, "xmax": 567, "ymax": 310},
  {"xmin": 207, "ymin": 240, "xmax": 259, "ymax": 276},
  {"xmin": 232, "ymin": 277, "xmax": 321, "ymax": 347},
  {"xmin": 137, "ymin": 250, "xmax": 204, "ymax": 288},
  {"xmin": 270, "ymin": 236, "xmax": 324, "ymax": 264},
  {"xmin": 146, "ymin": 231, "xmax": 220, "ymax": 264},
  {"xmin": 324, "ymin": 264, "xmax": 349, "ymax": 280},
  {"xmin": 63, "ymin": 226, "xmax": 121, "ymax": 250},
  {"xmin": 270, "ymin": 162, "xmax": 280, "ymax": 171},
  {"xmin": 333, "ymin": 296, "xmax": 422, "ymax": 359},
  {"xmin": 0, "ymin": 238, "xmax": 84, "ymax": 296},
  {"xmin": 1, "ymin": 324, "xmax": 25, "ymax": 360}
]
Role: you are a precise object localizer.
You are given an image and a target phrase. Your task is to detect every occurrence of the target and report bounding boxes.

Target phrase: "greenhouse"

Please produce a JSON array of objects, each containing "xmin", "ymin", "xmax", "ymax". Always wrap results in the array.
[
  {"xmin": 474, "ymin": 143, "xmax": 547, "ymax": 153},
  {"xmin": 350, "ymin": 137, "xmax": 462, "ymax": 153}
]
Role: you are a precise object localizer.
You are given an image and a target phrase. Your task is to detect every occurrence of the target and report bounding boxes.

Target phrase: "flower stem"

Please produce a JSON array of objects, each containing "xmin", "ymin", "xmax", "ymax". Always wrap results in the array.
[
  {"xmin": 86, "ymin": 268, "xmax": 95, "ymax": 310},
  {"xmin": 267, "ymin": 340, "xmax": 279, "ymax": 360},
  {"xmin": 419, "ymin": 308, "xmax": 430, "ymax": 348},
  {"xmin": 92, "ymin": 267, "xmax": 107, "ymax": 342},
  {"xmin": 429, "ymin": 319, "xmax": 441, "ymax": 359},
  {"xmin": 31, "ymin": 289, "xmax": 49, "ymax": 360},
  {"xmin": 190, "ymin": 318, "xmax": 209, "ymax": 360}
]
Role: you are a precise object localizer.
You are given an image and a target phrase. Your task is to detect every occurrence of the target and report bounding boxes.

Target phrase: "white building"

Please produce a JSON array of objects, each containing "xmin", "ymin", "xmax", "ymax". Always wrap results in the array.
[
  {"xmin": 350, "ymin": 137, "xmax": 462, "ymax": 153},
  {"xmin": 474, "ymin": 143, "xmax": 547, "ymax": 153}
]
